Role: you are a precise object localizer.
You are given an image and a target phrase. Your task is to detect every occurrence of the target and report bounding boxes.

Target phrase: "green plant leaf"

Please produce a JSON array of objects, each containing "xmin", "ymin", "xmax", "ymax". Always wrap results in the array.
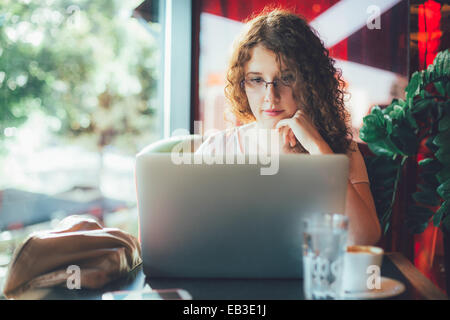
[
  {"xmin": 409, "ymin": 205, "xmax": 435, "ymax": 220},
  {"xmin": 412, "ymin": 190, "xmax": 441, "ymax": 206},
  {"xmin": 401, "ymin": 155, "xmax": 409, "ymax": 166},
  {"xmin": 407, "ymin": 218, "xmax": 429, "ymax": 234},
  {"xmin": 383, "ymin": 221, "xmax": 390, "ymax": 235},
  {"xmin": 437, "ymin": 101, "xmax": 447, "ymax": 120},
  {"xmin": 404, "ymin": 106, "xmax": 418, "ymax": 129},
  {"xmin": 437, "ymin": 180, "xmax": 450, "ymax": 200},
  {"xmin": 392, "ymin": 99, "xmax": 407, "ymax": 107},
  {"xmin": 421, "ymin": 172, "xmax": 440, "ymax": 187},
  {"xmin": 430, "ymin": 50, "xmax": 449, "ymax": 80},
  {"xmin": 377, "ymin": 191, "xmax": 394, "ymax": 205},
  {"xmin": 371, "ymin": 105, "xmax": 385, "ymax": 123},
  {"xmin": 419, "ymin": 158, "xmax": 434, "ymax": 166},
  {"xmin": 411, "ymin": 99, "xmax": 433, "ymax": 114},
  {"xmin": 405, "ymin": 72, "xmax": 422, "ymax": 102},
  {"xmin": 419, "ymin": 158, "xmax": 443, "ymax": 173},
  {"xmin": 446, "ymin": 82, "xmax": 450, "ymax": 95},
  {"xmin": 435, "ymin": 146, "xmax": 450, "ymax": 163},
  {"xmin": 379, "ymin": 206, "xmax": 393, "ymax": 235},
  {"xmin": 433, "ymin": 53, "xmax": 442, "ymax": 75},
  {"xmin": 443, "ymin": 215, "xmax": 450, "ymax": 232},
  {"xmin": 426, "ymin": 64, "xmax": 435, "ymax": 84},
  {"xmin": 384, "ymin": 104, "xmax": 394, "ymax": 114},
  {"xmin": 437, "ymin": 167, "xmax": 450, "ymax": 184},
  {"xmin": 418, "ymin": 182, "xmax": 437, "ymax": 194},
  {"xmin": 390, "ymin": 105, "xmax": 405, "ymax": 120},
  {"xmin": 420, "ymin": 84, "xmax": 426, "ymax": 99},
  {"xmin": 435, "ymin": 81, "xmax": 446, "ymax": 96},
  {"xmin": 391, "ymin": 124, "xmax": 418, "ymax": 155},
  {"xmin": 390, "ymin": 140, "xmax": 408, "ymax": 157},
  {"xmin": 425, "ymin": 136, "xmax": 439, "ymax": 153},
  {"xmin": 381, "ymin": 177, "xmax": 396, "ymax": 189},
  {"xmin": 385, "ymin": 115, "xmax": 393, "ymax": 134},
  {"xmin": 445, "ymin": 101, "xmax": 450, "ymax": 114},
  {"xmin": 433, "ymin": 200, "xmax": 450, "ymax": 227},
  {"xmin": 433, "ymin": 130, "xmax": 450, "ymax": 147},
  {"xmin": 366, "ymin": 50, "xmax": 450, "ymax": 235},
  {"xmin": 373, "ymin": 162, "xmax": 398, "ymax": 177},
  {"xmin": 381, "ymin": 208, "xmax": 391, "ymax": 223},
  {"xmin": 374, "ymin": 197, "xmax": 390, "ymax": 215},
  {"xmin": 374, "ymin": 156, "xmax": 398, "ymax": 169},
  {"xmin": 439, "ymin": 114, "xmax": 450, "ymax": 132},
  {"xmin": 367, "ymin": 140, "xmax": 395, "ymax": 157},
  {"xmin": 360, "ymin": 114, "xmax": 387, "ymax": 143}
]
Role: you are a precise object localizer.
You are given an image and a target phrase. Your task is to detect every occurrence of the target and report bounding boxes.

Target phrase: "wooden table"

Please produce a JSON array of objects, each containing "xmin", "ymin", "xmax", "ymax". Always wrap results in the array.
[
  {"xmin": 27, "ymin": 252, "xmax": 447, "ymax": 300},
  {"xmin": 384, "ymin": 252, "xmax": 447, "ymax": 300}
]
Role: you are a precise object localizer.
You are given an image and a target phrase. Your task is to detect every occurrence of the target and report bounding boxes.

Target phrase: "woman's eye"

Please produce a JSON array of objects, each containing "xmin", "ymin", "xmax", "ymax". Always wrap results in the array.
[
  {"xmin": 281, "ymin": 75, "xmax": 294, "ymax": 84},
  {"xmin": 250, "ymin": 78, "xmax": 263, "ymax": 83}
]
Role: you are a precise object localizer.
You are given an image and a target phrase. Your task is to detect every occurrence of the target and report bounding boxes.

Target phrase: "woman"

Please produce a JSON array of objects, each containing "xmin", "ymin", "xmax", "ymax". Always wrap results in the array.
[{"xmin": 196, "ymin": 9, "xmax": 381, "ymax": 245}]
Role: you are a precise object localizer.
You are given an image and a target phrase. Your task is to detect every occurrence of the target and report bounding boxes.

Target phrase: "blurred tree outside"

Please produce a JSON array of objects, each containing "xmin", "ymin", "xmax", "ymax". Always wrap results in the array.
[{"xmin": 0, "ymin": 0, "xmax": 160, "ymax": 159}]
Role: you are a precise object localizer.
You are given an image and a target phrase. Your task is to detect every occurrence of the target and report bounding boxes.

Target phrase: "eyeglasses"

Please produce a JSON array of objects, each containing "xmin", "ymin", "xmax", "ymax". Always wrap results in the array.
[{"xmin": 241, "ymin": 74, "xmax": 295, "ymax": 93}]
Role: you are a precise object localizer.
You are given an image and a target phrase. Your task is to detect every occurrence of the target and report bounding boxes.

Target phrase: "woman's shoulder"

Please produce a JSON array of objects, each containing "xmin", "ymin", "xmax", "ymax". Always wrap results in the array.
[
  {"xmin": 195, "ymin": 124, "xmax": 248, "ymax": 155},
  {"xmin": 347, "ymin": 139, "xmax": 370, "ymax": 184},
  {"xmin": 347, "ymin": 140, "xmax": 369, "ymax": 162},
  {"xmin": 204, "ymin": 125, "xmax": 241, "ymax": 143}
]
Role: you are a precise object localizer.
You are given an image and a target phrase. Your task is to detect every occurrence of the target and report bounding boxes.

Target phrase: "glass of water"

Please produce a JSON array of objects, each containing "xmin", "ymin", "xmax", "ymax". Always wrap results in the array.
[{"xmin": 302, "ymin": 213, "xmax": 349, "ymax": 300}]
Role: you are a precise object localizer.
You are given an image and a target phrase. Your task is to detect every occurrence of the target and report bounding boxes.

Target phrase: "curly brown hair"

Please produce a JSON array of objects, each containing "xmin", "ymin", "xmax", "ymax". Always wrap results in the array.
[{"xmin": 225, "ymin": 8, "xmax": 353, "ymax": 154}]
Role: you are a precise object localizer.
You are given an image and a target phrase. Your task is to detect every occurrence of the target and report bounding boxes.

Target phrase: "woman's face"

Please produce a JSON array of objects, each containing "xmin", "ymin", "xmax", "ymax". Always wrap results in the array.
[{"xmin": 243, "ymin": 45, "xmax": 298, "ymax": 129}]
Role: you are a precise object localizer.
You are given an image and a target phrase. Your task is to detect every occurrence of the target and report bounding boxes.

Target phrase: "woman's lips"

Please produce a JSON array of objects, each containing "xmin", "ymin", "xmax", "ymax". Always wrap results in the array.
[{"xmin": 263, "ymin": 110, "xmax": 284, "ymax": 117}]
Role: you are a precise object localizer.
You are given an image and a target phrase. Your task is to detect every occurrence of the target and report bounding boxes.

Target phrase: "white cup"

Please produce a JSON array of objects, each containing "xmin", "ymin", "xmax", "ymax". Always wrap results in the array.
[{"xmin": 342, "ymin": 245, "xmax": 384, "ymax": 293}]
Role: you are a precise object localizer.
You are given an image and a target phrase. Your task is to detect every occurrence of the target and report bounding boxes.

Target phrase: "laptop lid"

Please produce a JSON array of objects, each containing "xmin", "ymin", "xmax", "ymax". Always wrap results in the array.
[{"xmin": 136, "ymin": 153, "xmax": 349, "ymax": 279}]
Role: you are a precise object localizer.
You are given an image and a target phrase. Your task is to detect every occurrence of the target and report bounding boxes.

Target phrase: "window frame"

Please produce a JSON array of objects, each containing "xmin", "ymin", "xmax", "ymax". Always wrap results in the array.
[{"xmin": 161, "ymin": 0, "xmax": 192, "ymax": 138}]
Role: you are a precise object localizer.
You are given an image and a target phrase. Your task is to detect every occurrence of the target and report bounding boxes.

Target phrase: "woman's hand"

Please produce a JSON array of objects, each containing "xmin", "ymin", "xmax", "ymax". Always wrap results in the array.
[{"xmin": 275, "ymin": 109, "xmax": 333, "ymax": 155}]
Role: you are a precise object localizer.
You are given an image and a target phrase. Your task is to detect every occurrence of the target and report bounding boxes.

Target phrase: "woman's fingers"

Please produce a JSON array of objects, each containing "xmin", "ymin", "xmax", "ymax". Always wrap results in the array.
[
  {"xmin": 276, "ymin": 120, "xmax": 298, "ymax": 148},
  {"xmin": 283, "ymin": 127, "xmax": 289, "ymax": 146},
  {"xmin": 289, "ymin": 130, "xmax": 297, "ymax": 147},
  {"xmin": 284, "ymin": 127, "xmax": 297, "ymax": 148},
  {"xmin": 276, "ymin": 125, "xmax": 290, "ymax": 148},
  {"xmin": 294, "ymin": 109, "xmax": 303, "ymax": 118},
  {"xmin": 275, "ymin": 119, "xmax": 291, "ymax": 130}
]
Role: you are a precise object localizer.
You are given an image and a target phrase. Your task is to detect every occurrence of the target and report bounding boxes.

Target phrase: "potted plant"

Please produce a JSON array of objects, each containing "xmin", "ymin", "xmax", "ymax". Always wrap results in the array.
[{"xmin": 359, "ymin": 49, "xmax": 449, "ymax": 290}]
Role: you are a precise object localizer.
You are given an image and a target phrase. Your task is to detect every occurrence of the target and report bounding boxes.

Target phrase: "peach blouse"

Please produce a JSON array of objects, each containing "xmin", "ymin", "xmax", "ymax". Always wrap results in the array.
[{"xmin": 195, "ymin": 122, "xmax": 370, "ymax": 185}]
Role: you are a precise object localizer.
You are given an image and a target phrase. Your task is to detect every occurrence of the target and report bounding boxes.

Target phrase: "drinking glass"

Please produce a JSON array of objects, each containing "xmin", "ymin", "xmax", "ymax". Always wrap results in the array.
[{"xmin": 302, "ymin": 213, "xmax": 349, "ymax": 300}]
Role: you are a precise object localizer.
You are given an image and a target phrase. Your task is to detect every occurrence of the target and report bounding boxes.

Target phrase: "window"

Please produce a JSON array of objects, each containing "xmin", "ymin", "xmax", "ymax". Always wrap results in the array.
[{"xmin": 0, "ymin": 0, "xmax": 163, "ymax": 232}]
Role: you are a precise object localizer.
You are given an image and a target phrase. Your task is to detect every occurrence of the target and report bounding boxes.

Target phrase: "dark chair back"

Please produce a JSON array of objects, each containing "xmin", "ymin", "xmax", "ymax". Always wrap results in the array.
[{"xmin": 357, "ymin": 142, "xmax": 414, "ymax": 259}]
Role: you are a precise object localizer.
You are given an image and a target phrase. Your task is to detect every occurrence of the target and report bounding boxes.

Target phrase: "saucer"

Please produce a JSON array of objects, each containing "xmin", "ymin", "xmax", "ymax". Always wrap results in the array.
[{"xmin": 341, "ymin": 277, "xmax": 405, "ymax": 299}]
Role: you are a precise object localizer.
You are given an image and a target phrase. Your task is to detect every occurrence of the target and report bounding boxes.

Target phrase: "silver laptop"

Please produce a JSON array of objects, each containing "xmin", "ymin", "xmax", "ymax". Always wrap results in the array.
[{"xmin": 135, "ymin": 153, "xmax": 349, "ymax": 279}]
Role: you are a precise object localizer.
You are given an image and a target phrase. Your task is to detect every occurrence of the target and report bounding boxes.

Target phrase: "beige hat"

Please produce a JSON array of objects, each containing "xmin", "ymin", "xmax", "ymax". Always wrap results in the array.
[{"xmin": 3, "ymin": 215, "xmax": 142, "ymax": 299}]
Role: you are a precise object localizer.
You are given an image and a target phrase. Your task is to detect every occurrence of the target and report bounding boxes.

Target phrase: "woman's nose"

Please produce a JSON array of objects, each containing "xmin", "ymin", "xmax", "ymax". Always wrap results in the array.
[{"xmin": 263, "ymin": 83, "xmax": 280, "ymax": 103}]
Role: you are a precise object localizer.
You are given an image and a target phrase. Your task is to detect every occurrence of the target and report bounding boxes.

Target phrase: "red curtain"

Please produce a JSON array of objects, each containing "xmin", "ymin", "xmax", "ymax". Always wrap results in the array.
[
  {"xmin": 199, "ymin": 0, "xmax": 410, "ymax": 74},
  {"xmin": 201, "ymin": 0, "xmax": 340, "ymax": 22},
  {"xmin": 414, "ymin": 0, "xmax": 443, "ymax": 289},
  {"xmin": 199, "ymin": 0, "xmax": 347, "ymax": 60},
  {"xmin": 417, "ymin": 0, "xmax": 442, "ymax": 70}
]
